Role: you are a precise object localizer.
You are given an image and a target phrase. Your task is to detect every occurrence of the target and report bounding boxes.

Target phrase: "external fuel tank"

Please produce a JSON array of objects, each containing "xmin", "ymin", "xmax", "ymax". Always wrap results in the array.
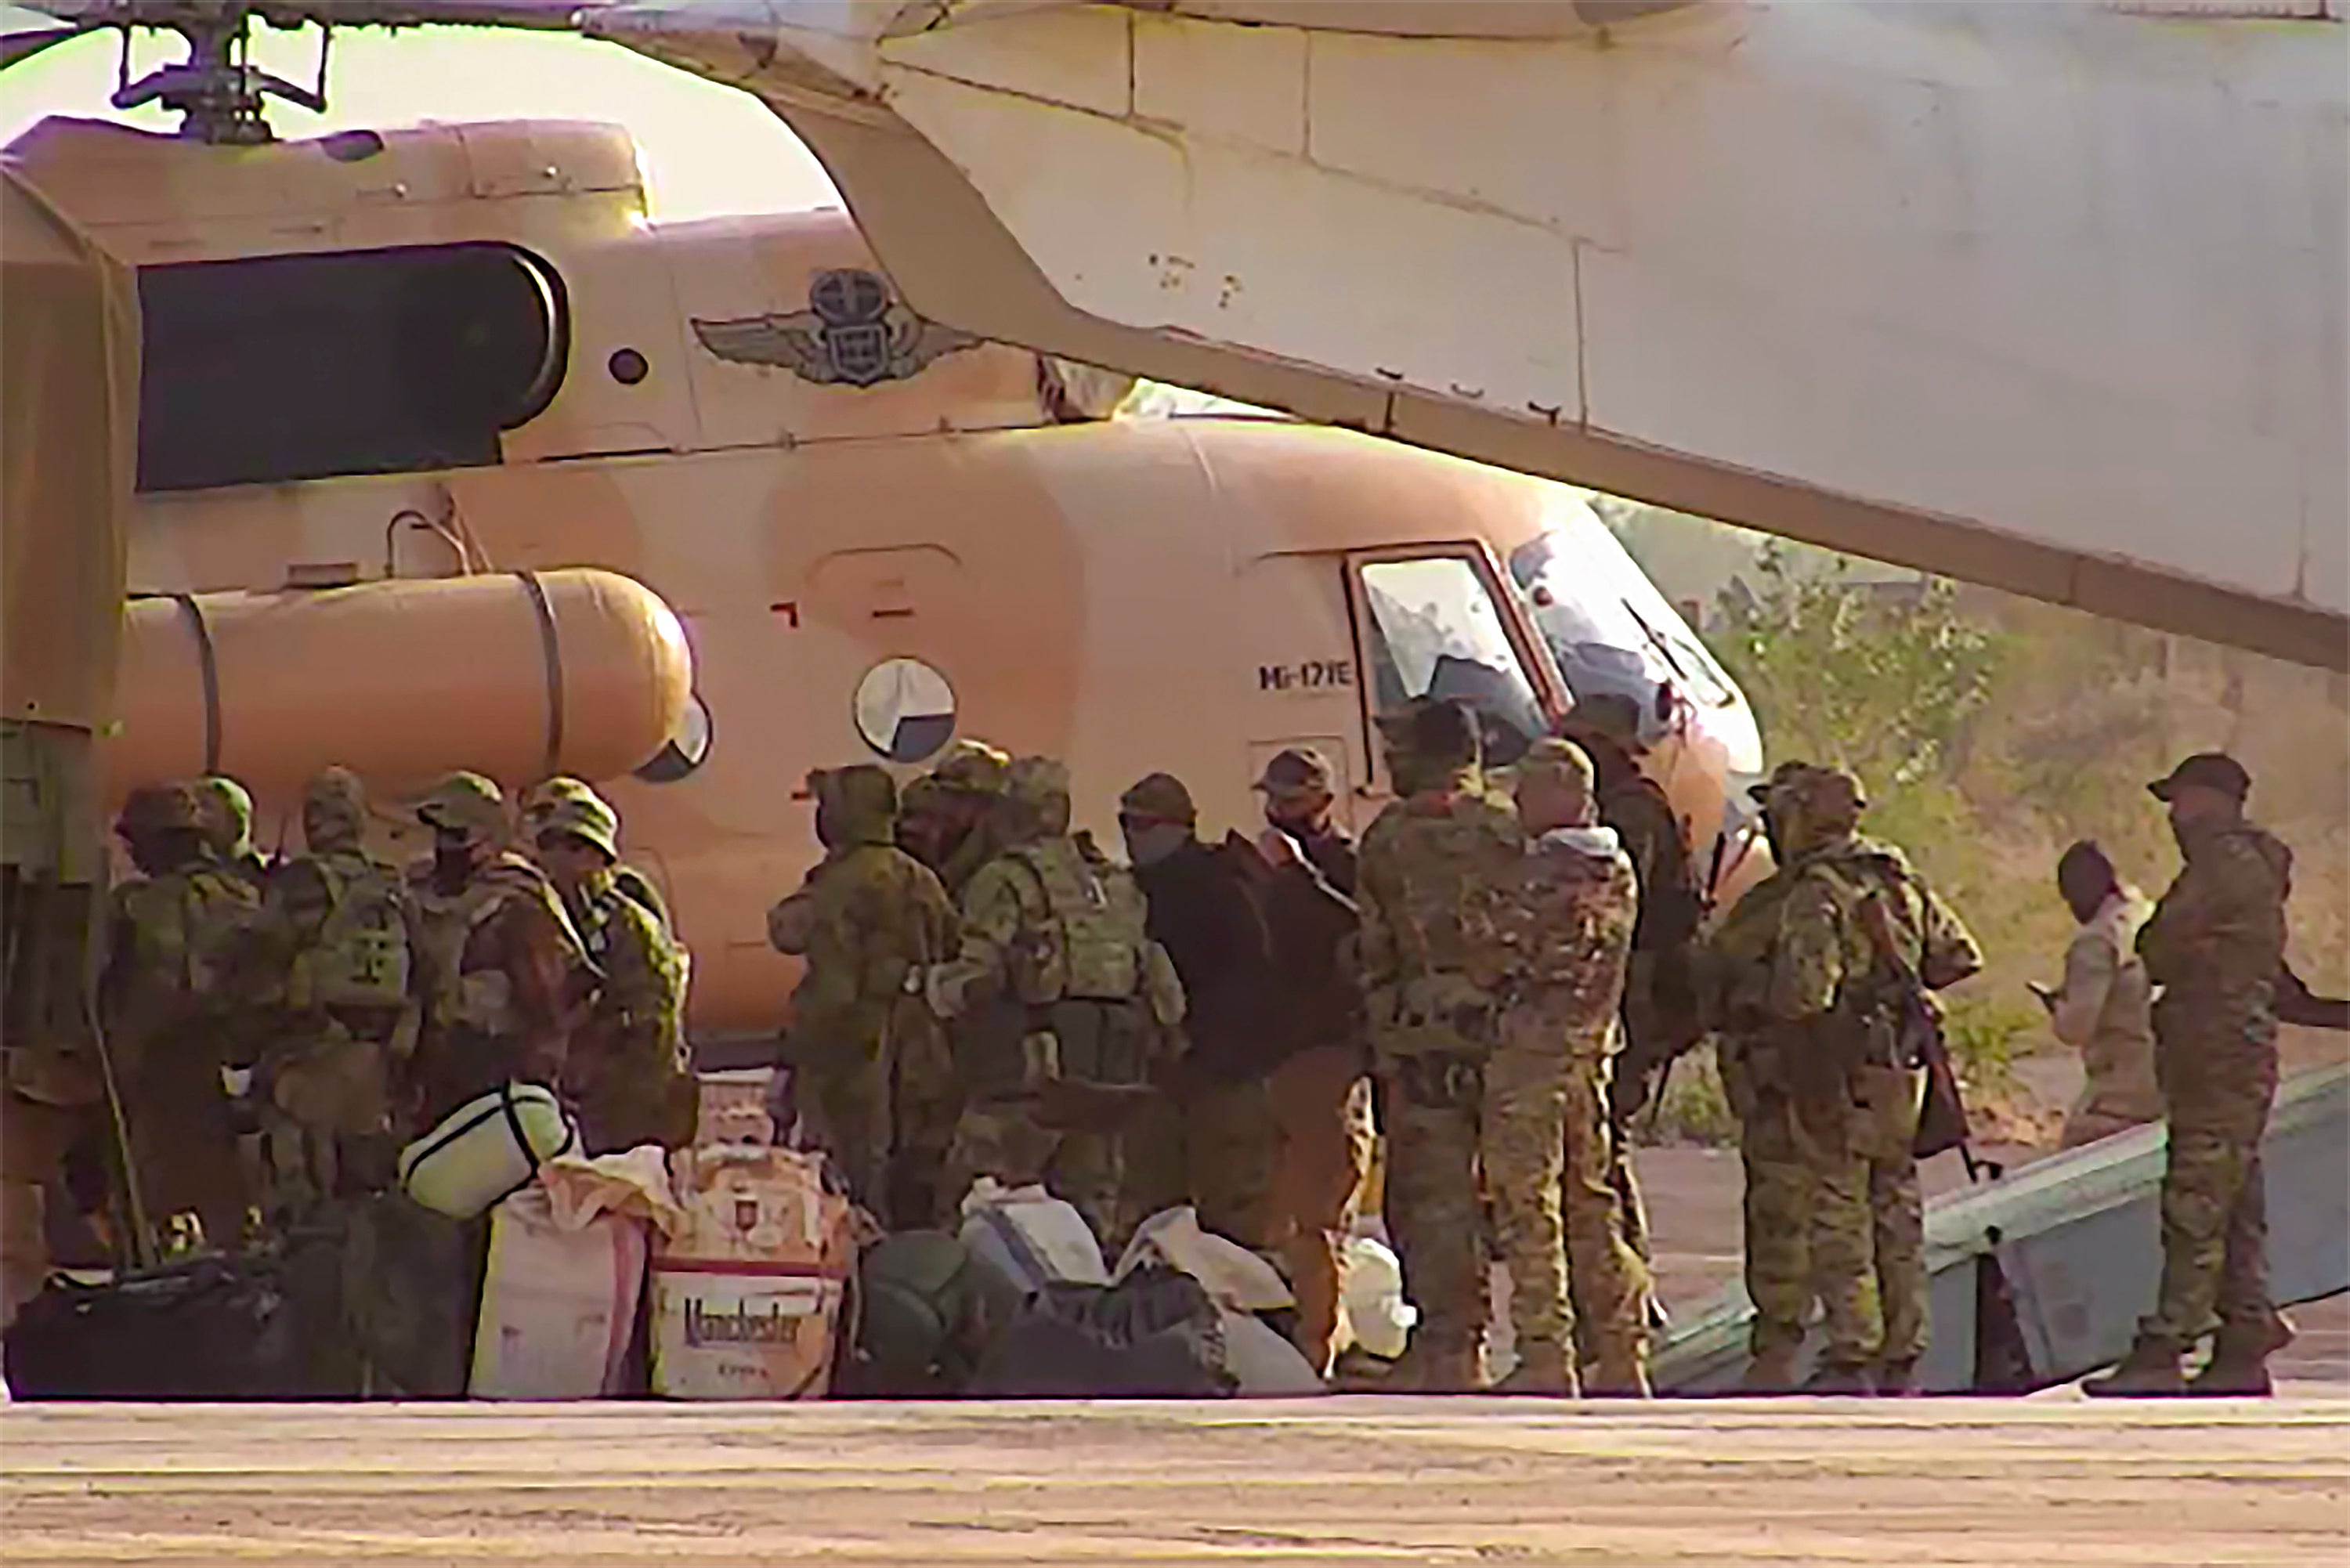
[{"xmin": 102, "ymin": 567, "xmax": 692, "ymax": 801}]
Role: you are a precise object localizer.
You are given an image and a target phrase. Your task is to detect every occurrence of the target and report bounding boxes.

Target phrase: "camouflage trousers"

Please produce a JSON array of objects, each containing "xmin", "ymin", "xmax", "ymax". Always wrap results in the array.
[
  {"xmin": 2146, "ymin": 1025, "xmax": 2280, "ymax": 1346},
  {"xmin": 1809, "ymin": 1064, "xmax": 1929, "ymax": 1371},
  {"xmin": 798, "ymin": 1014, "xmax": 962, "ymax": 1230},
  {"xmin": 799, "ymin": 1054, "xmax": 895, "ymax": 1223},
  {"xmin": 1377, "ymin": 1044, "xmax": 1488, "ymax": 1357},
  {"xmin": 1488, "ymin": 1009, "xmax": 1648, "ymax": 1382},
  {"xmin": 944, "ymin": 1097, "xmax": 1130, "ymax": 1251},
  {"xmin": 1721, "ymin": 1039, "xmax": 1813, "ymax": 1364}
]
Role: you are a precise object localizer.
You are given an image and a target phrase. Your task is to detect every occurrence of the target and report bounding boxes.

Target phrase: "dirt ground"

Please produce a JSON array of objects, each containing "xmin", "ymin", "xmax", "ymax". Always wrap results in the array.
[{"xmin": 4, "ymin": 1396, "xmax": 2345, "ymax": 1566}]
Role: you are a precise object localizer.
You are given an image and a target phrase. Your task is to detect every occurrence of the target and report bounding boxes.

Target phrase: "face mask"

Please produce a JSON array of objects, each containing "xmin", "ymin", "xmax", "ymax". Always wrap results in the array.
[
  {"xmin": 431, "ymin": 842, "xmax": 472, "ymax": 887},
  {"xmin": 1123, "ymin": 822, "xmax": 1190, "ymax": 867}
]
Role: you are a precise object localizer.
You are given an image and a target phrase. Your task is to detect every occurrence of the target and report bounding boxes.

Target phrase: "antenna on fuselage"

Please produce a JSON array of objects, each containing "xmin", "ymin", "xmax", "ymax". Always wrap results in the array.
[{"xmin": 108, "ymin": 2, "xmax": 327, "ymax": 145}]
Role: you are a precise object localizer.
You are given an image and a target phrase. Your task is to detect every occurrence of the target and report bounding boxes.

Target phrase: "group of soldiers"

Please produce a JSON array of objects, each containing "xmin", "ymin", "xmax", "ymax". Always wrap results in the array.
[
  {"xmin": 89, "ymin": 768, "xmax": 696, "ymax": 1257},
  {"xmin": 768, "ymin": 694, "xmax": 1700, "ymax": 1395},
  {"xmin": 68, "ymin": 706, "xmax": 2318, "ymax": 1404}
]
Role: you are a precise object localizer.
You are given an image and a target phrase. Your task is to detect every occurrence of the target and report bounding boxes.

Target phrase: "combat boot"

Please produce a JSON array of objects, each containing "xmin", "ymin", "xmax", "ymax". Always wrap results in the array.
[
  {"xmin": 1582, "ymin": 1345, "xmax": 1653, "ymax": 1400},
  {"xmin": 1873, "ymin": 1357, "xmax": 1921, "ymax": 1397},
  {"xmin": 1741, "ymin": 1339, "xmax": 1803, "ymax": 1395},
  {"xmin": 2187, "ymin": 1318, "xmax": 2293, "ymax": 1398},
  {"xmin": 1491, "ymin": 1339, "xmax": 1578, "ymax": 1397},
  {"xmin": 1386, "ymin": 1336, "xmax": 1490, "ymax": 1394},
  {"xmin": 1804, "ymin": 1360, "xmax": 1875, "ymax": 1396},
  {"xmin": 2081, "ymin": 1334, "xmax": 2186, "ymax": 1397}
]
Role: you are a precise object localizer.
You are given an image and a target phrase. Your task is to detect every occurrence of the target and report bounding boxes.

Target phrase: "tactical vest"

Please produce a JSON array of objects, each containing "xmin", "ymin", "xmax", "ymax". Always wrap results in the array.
[
  {"xmin": 291, "ymin": 854, "xmax": 414, "ymax": 1013},
  {"xmin": 999, "ymin": 840, "xmax": 1150, "ymax": 1007},
  {"xmin": 413, "ymin": 863, "xmax": 562, "ymax": 1041}
]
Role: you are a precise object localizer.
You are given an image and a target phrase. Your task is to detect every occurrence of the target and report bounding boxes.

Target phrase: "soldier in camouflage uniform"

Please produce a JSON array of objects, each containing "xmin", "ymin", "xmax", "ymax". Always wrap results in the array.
[
  {"xmin": 1702, "ymin": 763, "xmax": 1824, "ymax": 1391},
  {"xmin": 1487, "ymin": 738, "xmax": 1651, "ymax": 1395},
  {"xmin": 927, "ymin": 757, "xmax": 1184, "ymax": 1248},
  {"xmin": 404, "ymin": 773, "xmax": 591, "ymax": 1136},
  {"xmin": 898, "ymin": 739, "xmax": 1013, "ymax": 901},
  {"xmin": 769, "ymin": 765, "xmax": 959, "ymax": 1224},
  {"xmin": 520, "ymin": 775, "xmax": 673, "ymax": 935},
  {"xmin": 230, "ymin": 767, "xmax": 415, "ymax": 1216},
  {"xmin": 1354, "ymin": 699, "xmax": 1523, "ymax": 1391},
  {"xmin": 194, "ymin": 775, "xmax": 269, "ymax": 893},
  {"xmin": 2088, "ymin": 753, "xmax": 2294, "ymax": 1397},
  {"xmin": 536, "ymin": 785, "xmax": 699, "ymax": 1157},
  {"xmin": 101, "ymin": 782, "xmax": 262, "ymax": 1251},
  {"xmin": 1562, "ymin": 693, "xmax": 1704, "ymax": 1329},
  {"xmin": 1763, "ymin": 765, "xmax": 1982, "ymax": 1393}
]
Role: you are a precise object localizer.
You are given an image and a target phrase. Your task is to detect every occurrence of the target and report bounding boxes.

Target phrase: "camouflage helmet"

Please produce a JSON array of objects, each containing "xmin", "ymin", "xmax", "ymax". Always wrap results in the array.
[
  {"xmin": 416, "ymin": 771, "xmax": 508, "ymax": 847},
  {"xmin": 302, "ymin": 765, "xmax": 369, "ymax": 851},
  {"xmin": 534, "ymin": 786, "xmax": 622, "ymax": 862},
  {"xmin": 1770, "ymin": 764, "xmax": 1866, "ymax": 844},
  {"xmin": 811, "ymin": 764, "xmax": 899, "ymax": 849},
  {"xmin": 193, "ymin": 775, "xmax": 256, "ymax": 855},
  {"xmin": 519, "ymin": 775, "xmax": 599, "ymax": 835},
  {"xmin": 929, "ymin": 739, "xmax": 1012, "ymax": 798},
  {"xmin": 116, "ymin": 781, "xmax": 204, "ymax": 840},
  {"xmin": 1006, "ymin": 756, "xmax": 1073, "ymax": 836},
  {"xmin": 1514, "ymin": 736, "xmax": 1598, "ymax": 796}
]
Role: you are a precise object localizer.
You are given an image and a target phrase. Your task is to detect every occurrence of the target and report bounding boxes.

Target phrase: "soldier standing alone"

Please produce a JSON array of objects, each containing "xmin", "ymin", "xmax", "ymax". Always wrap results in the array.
[
  {"xmin": 2088, "ymin": 753, "xmax": 2294, "ymax": 1397},
  {"xmin": 1353, "ymin": 699, "xmax": 1522, "ymax": 1391},
  {"xmin": 1487, "ymin": 738, "xmax": 1651, "ymax": 1395}
]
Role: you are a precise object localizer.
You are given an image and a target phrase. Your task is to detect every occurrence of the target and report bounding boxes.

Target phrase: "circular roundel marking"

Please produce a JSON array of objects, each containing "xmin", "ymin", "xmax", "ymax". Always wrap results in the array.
[
  {"xmin": 608, "ymin": 348, "xmax": 649, "ymax": 385},
  {"xmin": 853, "ymin": 658, "xmax": 956, "ymax": 765},
  {"xmin": 634, "ymin": 691, "xmax": 713, "ymax": 784}
]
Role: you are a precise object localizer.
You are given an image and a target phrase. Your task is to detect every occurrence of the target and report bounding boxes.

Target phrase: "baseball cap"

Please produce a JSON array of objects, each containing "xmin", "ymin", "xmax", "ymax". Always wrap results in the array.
[{"xmin": 2148, "ymin": 752, "xmax": 2251, "ymax": 804}]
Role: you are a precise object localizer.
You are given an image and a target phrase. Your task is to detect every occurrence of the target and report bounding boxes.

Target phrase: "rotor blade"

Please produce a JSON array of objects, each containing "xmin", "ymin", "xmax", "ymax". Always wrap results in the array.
[{"xmin": 0, "ymin": 4, "xmax": 89, "ymax": 68}]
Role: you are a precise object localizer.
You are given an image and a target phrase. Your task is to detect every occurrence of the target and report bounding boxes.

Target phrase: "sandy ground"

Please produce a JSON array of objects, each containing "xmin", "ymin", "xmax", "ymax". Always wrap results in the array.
[
  {"xmin": 4, "ymin": 1397, "xmax": 2345, "ymax": 1566},
  {"xmin": 4, "ymin": 1056, "xmax": 2340, "ymax": 1566}
]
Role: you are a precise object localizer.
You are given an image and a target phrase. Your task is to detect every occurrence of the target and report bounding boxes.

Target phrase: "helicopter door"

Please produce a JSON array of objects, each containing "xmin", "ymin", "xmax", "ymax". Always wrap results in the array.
[{"xmin": 1345, "ymin": 545, "xmax": 1564, "ymax": 795}]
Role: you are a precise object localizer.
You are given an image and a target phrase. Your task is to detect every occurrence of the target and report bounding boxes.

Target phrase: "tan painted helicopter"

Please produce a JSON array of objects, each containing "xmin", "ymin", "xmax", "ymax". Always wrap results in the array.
[{"xmin": 8, "ymin": 28, "xmax": 1766, "ymax": 1049}]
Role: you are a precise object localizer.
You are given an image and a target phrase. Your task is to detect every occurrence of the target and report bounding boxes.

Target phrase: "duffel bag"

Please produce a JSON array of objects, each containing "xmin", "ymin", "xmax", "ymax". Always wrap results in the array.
[
  {"xmin": 396, "ymin": 1082, "xmax": 576, "ymax": 1221},
  {"xmin": 967, "ymin": 1264, "xmax": 1235, "ymax": 1399},
  {"xmin": 1, "ymin": 1236, "xmax": 349, "ymax": 1401}
]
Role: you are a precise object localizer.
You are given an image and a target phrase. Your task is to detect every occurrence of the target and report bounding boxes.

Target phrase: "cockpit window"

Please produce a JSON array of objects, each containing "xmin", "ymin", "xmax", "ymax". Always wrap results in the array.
[
  {"xmin": 136, "ymin": 241, "xmax": 568, "ymax": 493},
  {"xmin": 1509, "ymin": 529, "xmax": 1737, "ymax": 708},
  {"xmin": 1357, "ymin": 555, "xmax": 1546, "ymax": 768}
]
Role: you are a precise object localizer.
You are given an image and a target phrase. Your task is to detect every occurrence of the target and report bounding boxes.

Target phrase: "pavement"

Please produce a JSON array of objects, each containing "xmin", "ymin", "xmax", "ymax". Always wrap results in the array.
[{"xmin": 5, "ymin": 1398, "xmax": 2346, "ymax": 1566}]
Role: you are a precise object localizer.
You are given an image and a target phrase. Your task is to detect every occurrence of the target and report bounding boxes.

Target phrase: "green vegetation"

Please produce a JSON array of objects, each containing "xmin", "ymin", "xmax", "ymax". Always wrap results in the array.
[{"xmin": 1600, "ymin": 502, "xmax": 2350, "ymax": 1144}]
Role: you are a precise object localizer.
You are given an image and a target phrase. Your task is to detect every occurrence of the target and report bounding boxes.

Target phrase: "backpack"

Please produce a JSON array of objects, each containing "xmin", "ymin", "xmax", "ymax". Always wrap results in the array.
[
  {"xmin": 302, "ymin": 856, "xmax": 414, "ymax": 1012},
  {"xmin": 1001, "ymin": 840, "xmax": 1149, "ymax": 1006}
]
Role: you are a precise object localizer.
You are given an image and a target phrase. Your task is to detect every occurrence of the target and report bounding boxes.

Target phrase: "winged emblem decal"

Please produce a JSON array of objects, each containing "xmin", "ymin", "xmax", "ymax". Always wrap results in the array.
[{"xmin": 689, "ymin": 269, "xmax": 983, "ymax": 388}]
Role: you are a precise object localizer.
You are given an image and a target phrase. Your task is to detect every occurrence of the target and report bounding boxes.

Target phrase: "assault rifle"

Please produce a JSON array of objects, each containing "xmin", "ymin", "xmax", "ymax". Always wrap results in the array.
[{"xmin": 1856, "ymin": 894, "xmax": 1996, "ymax": 1184}]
